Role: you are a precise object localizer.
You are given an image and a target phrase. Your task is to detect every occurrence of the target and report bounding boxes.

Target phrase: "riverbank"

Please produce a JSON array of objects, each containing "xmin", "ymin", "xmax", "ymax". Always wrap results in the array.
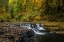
[
  {"xmin": 0, "ymin": 22, "xmax": 64, "ymax": 34},
  {"xmin": 41, "ymin": 21, "xmax": 64, "ymax": 34},
  {"xmin": 0, "ymin": 22, "xmax": 64, "ymax": 31},
  {"xmin": 0, "ymin": 22, "xmax": 64, "ymax": 42},
  {"xmin": 0, "ymin": 23, "xmax": 34, "ymax": 42}
]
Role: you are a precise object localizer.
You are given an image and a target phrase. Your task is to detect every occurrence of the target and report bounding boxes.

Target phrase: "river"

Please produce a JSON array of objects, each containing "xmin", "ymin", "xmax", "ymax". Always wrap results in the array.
[
  {"xmin": 19, "ymin": 23, "xmax": 64, "ymax": 42},
  {"xmin": 0, "ymin": 23, "xmax": 64, "ymax": 42}
]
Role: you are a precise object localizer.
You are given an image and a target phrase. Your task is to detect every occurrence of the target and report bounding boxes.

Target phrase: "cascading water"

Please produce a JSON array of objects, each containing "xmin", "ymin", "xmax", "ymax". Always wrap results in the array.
[
  {"xmin": 36, "ymin": 24, "xmax": 45, "ymax": 30},
  {"xmin": 32, "ymin": 29, "xmax": 46, "ymax": 35},
  {"xmin": 2, "ymin": 23, "xmax": 64, "ymax": 42},
  {"xmin": 20, "ymin": 23, "xmax": 47, "ymax": 35}
]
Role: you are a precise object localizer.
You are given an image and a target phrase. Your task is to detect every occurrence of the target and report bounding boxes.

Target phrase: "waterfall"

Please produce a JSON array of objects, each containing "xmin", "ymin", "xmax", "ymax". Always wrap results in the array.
[
  {"xmin": 32, "ymin": 29, "xmax": 46, "ymax": 35},
  {"xmin": 20, "ymin": 23, "xmax": 47, "ymax": 35},
  {"xmin": 36, "ymin": 24, "xmax": 45, "ymax": 30}
]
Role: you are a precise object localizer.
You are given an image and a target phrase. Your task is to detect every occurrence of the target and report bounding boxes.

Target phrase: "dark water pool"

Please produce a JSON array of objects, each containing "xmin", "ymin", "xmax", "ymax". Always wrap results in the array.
[{"xmin": 28, "ymin": 33, "xmax": 64, "ymax": 42}]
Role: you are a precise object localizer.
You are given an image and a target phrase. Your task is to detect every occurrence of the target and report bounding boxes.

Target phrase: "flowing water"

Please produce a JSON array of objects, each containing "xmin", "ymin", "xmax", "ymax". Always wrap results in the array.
[
  {"xmin": 0, "ymin": 23, "xmax": 64, "ymax": 42},
  {"xmin": 4, "ymin": 23, "xmax": 63, "ymax": 42},
  {"xmin": 19, "ymin": 23, "xmax": 64, "ymax": 42}
]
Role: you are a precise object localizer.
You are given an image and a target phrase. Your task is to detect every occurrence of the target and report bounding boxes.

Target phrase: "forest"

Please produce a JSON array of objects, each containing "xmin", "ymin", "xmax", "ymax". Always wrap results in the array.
[{"xmin": 0, "ymin": 0, "xmax": 64, "ymax": 22}]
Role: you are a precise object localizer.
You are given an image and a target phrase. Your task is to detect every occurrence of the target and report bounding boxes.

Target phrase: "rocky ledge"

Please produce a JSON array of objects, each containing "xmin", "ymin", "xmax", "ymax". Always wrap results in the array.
[{"xmin": 0, "ymin": 23, "xmax": 34, "ymax": 42}]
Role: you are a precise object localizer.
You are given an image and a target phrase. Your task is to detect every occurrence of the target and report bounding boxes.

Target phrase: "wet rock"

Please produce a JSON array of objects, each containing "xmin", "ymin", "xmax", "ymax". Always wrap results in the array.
[
  {"xmin": 14, "ymin": 23, "xmax": 20, "ymax": 27},
  {"xmin": 0, "ymin": 23, "xmax": 34, "ymax": 42},
  {"xmin": 0, "ymin": 30, "xmax": 4, "ymax": 34},
  {"xmin": 26, "ymin": 30, "xmax": 34, "ymax": 38}
]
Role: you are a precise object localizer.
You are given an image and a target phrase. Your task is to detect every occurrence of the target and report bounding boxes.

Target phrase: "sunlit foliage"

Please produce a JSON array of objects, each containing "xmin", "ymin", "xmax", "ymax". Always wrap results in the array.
[{"xmin": 0, "ymin": 0, "xmax": 64, "ymax": 22}]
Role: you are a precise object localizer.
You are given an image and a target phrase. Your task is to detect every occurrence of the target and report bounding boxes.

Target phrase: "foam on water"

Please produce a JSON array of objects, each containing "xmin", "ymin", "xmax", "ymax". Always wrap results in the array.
[
  {"xmin": 36, "ymin": 24, "xmax": 45, "ymax": 30},
  {"xmin": 20, "ymin": 23, "xmax": 46, "ymax": 35},
  {"xmin": 33, "ymin": 29, "xmax": 46, "ymax": 35}
]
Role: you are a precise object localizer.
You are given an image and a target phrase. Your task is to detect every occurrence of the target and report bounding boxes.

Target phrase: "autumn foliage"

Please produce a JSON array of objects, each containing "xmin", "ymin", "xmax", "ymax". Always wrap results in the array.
[{"xmin": 0, "ymin": 0, "xmax": 64, "ymax": 22}]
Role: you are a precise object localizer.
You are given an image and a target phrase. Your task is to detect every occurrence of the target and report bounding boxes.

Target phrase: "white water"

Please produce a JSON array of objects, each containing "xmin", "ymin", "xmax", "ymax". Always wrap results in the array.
[
  {"xmin": 32, "ymin": 29, "xmax": 46, "ymax": 35},
  {"xmin": 20, "ymin": 23, "xmax": 46, "ymax": 35},
  {"xmin": 36, "ymin": 24, "xmax": 45, "ymax": 30}
]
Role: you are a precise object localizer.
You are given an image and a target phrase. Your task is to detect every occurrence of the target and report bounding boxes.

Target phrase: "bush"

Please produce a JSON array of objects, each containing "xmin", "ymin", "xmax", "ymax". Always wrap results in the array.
[
  {"xmin": 0, "ymin": 15, "xmax": 6, "ymax": 22},
  {"xmin": 5, "ymin": 13, "xmax": 11, "ymax": 22},
  {"xmin": 0, "ymin": 14, "xmax": 11, "ymax": 22}
]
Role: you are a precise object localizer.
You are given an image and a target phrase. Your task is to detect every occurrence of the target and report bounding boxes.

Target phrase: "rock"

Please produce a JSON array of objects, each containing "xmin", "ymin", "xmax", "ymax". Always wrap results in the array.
[
  {"xmin": 0, "ymin": 23, "xmax": 34, "ymax": 42},
  {"xmin": 26, "ymin": 30, "xmax": 34, "ymax": 38},
  {"xmin": 0, "ymin": 30, "xmax": 4, "ymax": 34}
]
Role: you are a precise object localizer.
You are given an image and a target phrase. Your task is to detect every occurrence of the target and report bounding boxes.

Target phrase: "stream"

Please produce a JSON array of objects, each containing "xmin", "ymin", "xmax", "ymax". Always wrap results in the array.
[
  {"xmin": 0, "ymin": 23, "xmax": 64, "ymax": 42},
  {"xmin": 18, "ymin": 23, "xmax": 64, "ymax": 42}
]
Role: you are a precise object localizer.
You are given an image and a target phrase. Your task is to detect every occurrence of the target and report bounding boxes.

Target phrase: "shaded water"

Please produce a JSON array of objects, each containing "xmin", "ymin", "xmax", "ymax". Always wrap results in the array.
[
  {"xmin": 32, "ymin": 33, "xmax": 64, "ymax": 42},
  {"xmin": 20, "ymin": 23, "xmax": 64, "ymax": 42}
]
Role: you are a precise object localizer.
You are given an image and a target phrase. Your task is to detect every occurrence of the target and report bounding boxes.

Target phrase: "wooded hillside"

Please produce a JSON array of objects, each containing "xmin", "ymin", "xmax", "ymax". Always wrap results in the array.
[{"xmin": 0, "ymin": 0, "xmax": 64, "ymax": 22}]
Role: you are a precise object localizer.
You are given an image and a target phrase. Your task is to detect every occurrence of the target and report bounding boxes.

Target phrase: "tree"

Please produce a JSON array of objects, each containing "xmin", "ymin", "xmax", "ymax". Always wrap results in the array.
[
  {"xmin": 13, "ymin": 0, "xmax": 24, "ymax": 21},
  {"xmin": 0, "ymin": 0, "xmax": 8, "ymax": 14},
  {"xmin": 40, "ymin": 0, "xmax": 64, "ymax": 21}
]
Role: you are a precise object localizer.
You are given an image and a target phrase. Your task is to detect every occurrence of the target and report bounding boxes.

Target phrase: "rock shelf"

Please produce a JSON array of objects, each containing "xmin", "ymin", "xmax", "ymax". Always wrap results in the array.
[{"xmin": 0, "ymin": 23, "xmax": 34, "ymax": 42}]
